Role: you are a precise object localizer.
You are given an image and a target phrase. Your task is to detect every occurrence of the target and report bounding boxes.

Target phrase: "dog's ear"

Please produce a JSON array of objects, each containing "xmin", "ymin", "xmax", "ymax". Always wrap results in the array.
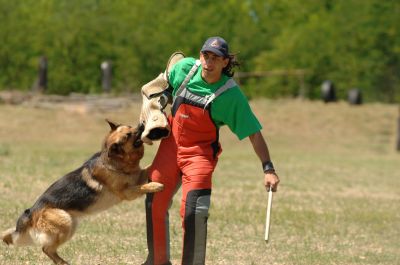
[{"xmin": 106, "ymin": 119, "xmax": 119, "ymax": 131}]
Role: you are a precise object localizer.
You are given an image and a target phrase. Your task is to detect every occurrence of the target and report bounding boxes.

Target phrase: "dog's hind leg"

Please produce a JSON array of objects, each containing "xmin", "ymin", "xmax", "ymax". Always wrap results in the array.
[
  {"xmin": 42, "ymin": 246, "xmax": 70, "ymax": 265},
  {"xmin": 2, "ymin": 228, "xmax": 14, "ymax": 245},
  {"xmin": 2, "ymin": 227, "xmax": 34, "ymax": 246},
  {"xmin": 2, "ymin": 208, "xmax": 35, "ymax": 246},
  {"xmin": 34, "ymin": 208, "xmax": 77, "ymax": 265}
]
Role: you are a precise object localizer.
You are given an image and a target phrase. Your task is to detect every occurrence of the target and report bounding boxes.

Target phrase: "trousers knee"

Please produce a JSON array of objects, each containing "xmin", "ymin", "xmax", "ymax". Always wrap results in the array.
[
  {"xmin": 184, "ymin": 197, "xmax": 210, "ymax": 222},
  {"xmin": 182, "ymin": 190, "xmax": 211, "ymax": 264},
  {"xmin": 183, "ymin": 190, "xmax": 211, "ymax": 223}
]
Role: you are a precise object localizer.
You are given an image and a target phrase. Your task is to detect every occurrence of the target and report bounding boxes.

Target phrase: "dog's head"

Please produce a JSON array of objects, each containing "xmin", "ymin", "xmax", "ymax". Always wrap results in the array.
[{"xmin": 103, "ymin": 119, "xmax": 145, "ymax": 165}]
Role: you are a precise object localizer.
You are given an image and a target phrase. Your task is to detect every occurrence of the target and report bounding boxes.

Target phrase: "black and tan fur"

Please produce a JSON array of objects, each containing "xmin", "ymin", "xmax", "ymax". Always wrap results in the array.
[{"xmin": 1, "ymin": 120, "xmax": 163, "ymax": 265}]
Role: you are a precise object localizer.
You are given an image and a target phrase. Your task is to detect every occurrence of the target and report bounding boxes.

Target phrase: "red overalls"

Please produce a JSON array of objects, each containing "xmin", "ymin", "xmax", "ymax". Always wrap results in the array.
[{"xmin": 144, "ymin": 61, "xmax": 236, "ymax": 265}]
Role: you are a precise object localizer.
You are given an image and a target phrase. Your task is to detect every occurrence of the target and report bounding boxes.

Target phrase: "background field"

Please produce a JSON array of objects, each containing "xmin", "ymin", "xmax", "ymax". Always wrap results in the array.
[{"xmin": 0, "ymin": 98, "xmax": 399, "ymax": 265}]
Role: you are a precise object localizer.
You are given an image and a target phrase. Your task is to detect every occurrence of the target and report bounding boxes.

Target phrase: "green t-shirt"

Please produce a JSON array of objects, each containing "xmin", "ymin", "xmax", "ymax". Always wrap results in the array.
[{"xmin": 169, "ymin": 57, "xmax": 262, "ymax": 140}]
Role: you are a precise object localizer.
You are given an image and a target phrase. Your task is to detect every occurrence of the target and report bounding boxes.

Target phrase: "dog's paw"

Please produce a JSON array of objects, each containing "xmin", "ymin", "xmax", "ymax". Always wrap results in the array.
[
  {"xmin": 2, "ymin": 229, "xmax": 14, "ymax": 245},
  {"xmin": 144, "ymin": 182, "xmax": 164, "ymax": 193}
]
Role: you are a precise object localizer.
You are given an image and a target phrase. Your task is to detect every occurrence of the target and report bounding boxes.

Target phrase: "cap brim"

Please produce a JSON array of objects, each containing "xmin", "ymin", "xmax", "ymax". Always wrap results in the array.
[{"xmin": 201, "ymin": 47, "xmax": 225, "ymax": 57}]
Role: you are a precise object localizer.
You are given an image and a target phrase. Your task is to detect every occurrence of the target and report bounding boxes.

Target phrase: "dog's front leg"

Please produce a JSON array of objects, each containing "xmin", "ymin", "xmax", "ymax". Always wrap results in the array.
[
  {"xmin": 134, "ymin": 169, "xmax": 164, "ymax": 194},
  {"xmin": 137, "ymin": 182, "xmax": 164, "ymax": 193},
  {"xmin": 121, "ymin": 182, "xmax": 164, "ymax": 200}
]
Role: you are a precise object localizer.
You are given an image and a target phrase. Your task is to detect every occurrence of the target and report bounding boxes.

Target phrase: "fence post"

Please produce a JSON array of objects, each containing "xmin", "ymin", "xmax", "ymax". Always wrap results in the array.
[
  {"xmin": 32, "ymin": 56, "xmax": 48, "ymax": 92},
  {"xmin": 101, "ymin": 61, "xmax": 112, "ymax": 93},
  {"xmin": 298, "ymin": 72, "xmax": 306, "ymax": 99},
  {"xmin": 397, "ymin": 106, "xmax": 400, "ymax": 151}
]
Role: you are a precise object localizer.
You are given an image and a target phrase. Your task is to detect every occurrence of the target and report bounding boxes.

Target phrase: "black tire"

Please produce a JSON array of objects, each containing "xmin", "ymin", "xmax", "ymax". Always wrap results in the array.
[
  {"xmin": 321, "ymin": 80, "xmax": 336, "ymax": 103},
  {"xmin": 348, "ymin": 88, "xmax": 362, "ymax": 105}
]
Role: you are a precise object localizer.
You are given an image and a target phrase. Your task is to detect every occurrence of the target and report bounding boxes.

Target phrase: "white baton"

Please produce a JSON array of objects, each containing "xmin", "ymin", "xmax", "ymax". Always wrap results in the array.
[{"xmin": 264, "ymin": 186, "xmax": 273, "ymax": 243}]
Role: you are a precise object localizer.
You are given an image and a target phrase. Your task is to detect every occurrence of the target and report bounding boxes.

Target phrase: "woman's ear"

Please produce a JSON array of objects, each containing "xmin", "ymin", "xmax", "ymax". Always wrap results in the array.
[{"xmin": 223, "ymin": 57, "xmax": 229, "ymax": 68}]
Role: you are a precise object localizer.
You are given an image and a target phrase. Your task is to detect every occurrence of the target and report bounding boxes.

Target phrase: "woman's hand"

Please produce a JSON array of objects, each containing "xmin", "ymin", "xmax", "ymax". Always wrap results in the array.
[{"xmin": 264, "ymin": 172, "xmax": 280, "ymax": 192}]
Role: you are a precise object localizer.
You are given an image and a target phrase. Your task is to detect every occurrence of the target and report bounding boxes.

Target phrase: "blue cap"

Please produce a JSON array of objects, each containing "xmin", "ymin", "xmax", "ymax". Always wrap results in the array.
[{"xmin": 200, "ymin": 36, "xmax": 229, "ymax": 58}]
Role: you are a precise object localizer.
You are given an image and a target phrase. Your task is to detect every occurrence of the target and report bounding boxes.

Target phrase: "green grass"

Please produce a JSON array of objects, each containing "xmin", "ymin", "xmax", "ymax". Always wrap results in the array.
[{"xmin": 0, "ymin": 99, "xmax": 399, "ymax": 265}]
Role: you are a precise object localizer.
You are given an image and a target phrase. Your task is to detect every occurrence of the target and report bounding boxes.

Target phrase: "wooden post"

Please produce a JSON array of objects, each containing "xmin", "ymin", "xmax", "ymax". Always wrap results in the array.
[
  {"xmin": 298, "ymin": 73, "xmax": 306, "ymax": 99},
  {"xmin": 397, "ymin": 106, "xmax": 400, "ymax": 151},
  {"xmin": 101, "ymin": 61, "xmax": 112, "ymax": 93},
  {"xmin": 32, "ymin": 56, "xmax": 47, "ymax": 92}
]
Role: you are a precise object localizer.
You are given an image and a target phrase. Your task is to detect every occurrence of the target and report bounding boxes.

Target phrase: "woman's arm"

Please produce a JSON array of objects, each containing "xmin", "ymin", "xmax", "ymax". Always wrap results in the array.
[{"xmin": 249, "ymin": 131, "xmax": 280, "ymax": 192}]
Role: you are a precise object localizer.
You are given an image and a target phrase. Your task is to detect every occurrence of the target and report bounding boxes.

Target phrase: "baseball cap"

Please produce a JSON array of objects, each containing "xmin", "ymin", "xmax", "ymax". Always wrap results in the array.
[{"xmin": 200, "ymin": 36, "xmax": 229, "ymax": 58}]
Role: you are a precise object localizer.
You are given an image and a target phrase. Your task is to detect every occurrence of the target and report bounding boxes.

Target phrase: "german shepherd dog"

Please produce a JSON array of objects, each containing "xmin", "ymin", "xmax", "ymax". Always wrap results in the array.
[{"xmin": 1, "ymin": 120, "xmax": 164, "ymax": 265}]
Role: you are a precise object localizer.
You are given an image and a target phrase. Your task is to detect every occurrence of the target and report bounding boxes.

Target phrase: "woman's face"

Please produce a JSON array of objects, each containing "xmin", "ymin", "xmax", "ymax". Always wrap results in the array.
[{"xmin": 199, "ymin": 51, "xmax": 229, "ymax": 83}]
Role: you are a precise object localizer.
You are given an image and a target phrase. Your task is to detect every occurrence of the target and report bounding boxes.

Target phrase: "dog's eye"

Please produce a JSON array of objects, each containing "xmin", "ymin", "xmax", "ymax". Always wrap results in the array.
[
  {"xmin": 126, "ymin": 132, "xmax": 132, "ymax": 138},
  {"xmin": 109, "ymin": 143, "xmax": 122, "ymax": 155},
  {"xmin": 133, "ymin": 139, "xmax": 143, "ymax": 148}
]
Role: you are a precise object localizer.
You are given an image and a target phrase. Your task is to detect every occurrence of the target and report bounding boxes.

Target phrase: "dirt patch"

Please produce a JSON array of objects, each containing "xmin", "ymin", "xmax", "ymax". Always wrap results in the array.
[{"xmin": 0, "ymin": 90, "xmax": 141, "ymax": 114}]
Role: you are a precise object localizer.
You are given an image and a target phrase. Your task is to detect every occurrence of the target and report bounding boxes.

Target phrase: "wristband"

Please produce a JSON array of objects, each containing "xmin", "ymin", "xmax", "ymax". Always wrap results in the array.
[{"xmin": 262, "ymin": 161, "xmax": 275, "ymax": 173}]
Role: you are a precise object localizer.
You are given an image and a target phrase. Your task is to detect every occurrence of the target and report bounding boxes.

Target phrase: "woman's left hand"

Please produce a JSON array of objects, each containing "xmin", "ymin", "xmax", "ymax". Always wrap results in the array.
[{"xmin": 264, "ymin": 172, "xmax": 280, "ymax": 192}]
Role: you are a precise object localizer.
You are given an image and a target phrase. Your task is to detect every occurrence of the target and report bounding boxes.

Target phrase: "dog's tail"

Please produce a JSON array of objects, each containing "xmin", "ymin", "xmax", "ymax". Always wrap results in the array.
[{"xmin": 2, "ymin": 209, "xmax": 34, "ymax": 246}]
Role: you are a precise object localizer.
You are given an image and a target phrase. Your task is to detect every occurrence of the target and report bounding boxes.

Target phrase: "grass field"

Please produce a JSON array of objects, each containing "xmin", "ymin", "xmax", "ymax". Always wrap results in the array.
[{"xmin": 0, "ymin": 98, "xmax": 399, "ymax": 265}]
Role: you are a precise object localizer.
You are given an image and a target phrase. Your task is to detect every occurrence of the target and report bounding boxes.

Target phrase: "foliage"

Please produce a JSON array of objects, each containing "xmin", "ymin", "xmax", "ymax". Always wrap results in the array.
[
  {"xmin": 248, "ymin": 0, "xmax": 400, "ymax": 102},
  {"xmin": 0, "ymin": 0, "xmax": 399, "ymax": 101}
]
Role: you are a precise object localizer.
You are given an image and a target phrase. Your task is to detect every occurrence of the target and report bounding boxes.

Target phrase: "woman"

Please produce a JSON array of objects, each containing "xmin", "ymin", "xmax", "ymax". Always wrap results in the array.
[{"xmin": 143, "ymin": 36, "xmax": 280, "ymax": 265}]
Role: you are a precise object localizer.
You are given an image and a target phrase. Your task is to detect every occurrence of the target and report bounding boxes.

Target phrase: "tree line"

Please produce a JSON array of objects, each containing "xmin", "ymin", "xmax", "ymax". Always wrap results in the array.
[{"xmin": 0, "ymin": 0, "xmax": 399, "ymax": 102}]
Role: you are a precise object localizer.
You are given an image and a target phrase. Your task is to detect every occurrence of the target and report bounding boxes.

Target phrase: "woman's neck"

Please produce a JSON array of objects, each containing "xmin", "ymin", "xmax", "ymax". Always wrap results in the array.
[{"xmin": 201, "ymin": 71, "xmax": 222, "ymax": 84}]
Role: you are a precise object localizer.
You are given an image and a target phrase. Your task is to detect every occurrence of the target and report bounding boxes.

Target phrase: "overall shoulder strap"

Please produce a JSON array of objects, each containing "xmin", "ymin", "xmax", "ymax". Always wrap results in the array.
[
  {"xmin": 204, "ymin": 78, "xmax": 237, "ymax": 109},
  {"xmin": 175, "ymin": 60, "xmax": 201, "ymax": 98}
]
